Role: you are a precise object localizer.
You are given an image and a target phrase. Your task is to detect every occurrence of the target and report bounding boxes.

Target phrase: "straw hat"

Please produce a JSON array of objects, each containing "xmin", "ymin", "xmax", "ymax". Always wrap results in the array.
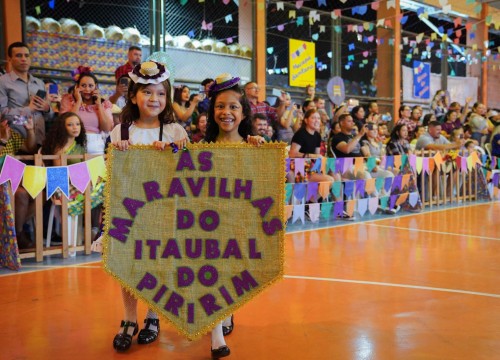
[
  {"xmin": 214, "ymin": 41, "xmax": 229, "ymax": 54},
  {"xmin": 200, "ymin": 38, "xmax": 215, "ymax": 52},
  {"xmin": 26, "ymin": 16, "xmax": 41, "ymax": 32},
  {"xmin": 41, "ymin": 18, "xmax": 62, "ymax": 33},
  {"xmin": 240, "ymin": 45, "xmax": 252, "ymax": 58},
  {"xmin": 105, "ymin": 25, "xmax": 124, "ymax": 41},
  {"xmin": 174, "ymin": 35, "xmax": 194, "ymax": 49},
  {"xmin": 60, "ymin": 18, "xmax": 82, "ymax": 36},
  {"xmin": 228, "ymin": 44, "xmax": 242, "ymax": 56},
  {"xmin": 164, "ymin": 33, "xmax": 174, "ymax": 47},
  {"xmin": 84, "ymin": 23, "xmax": 105, "ymax": 39},
  {"xmin": 123, "ymin": 27, "xmax": 141, "ymax": 44}
]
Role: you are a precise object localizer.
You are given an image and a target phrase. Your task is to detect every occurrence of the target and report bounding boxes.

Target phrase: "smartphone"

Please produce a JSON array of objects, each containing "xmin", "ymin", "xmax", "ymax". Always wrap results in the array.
[
  {"xmin": 5, "ymin": 114, "xmax": 28, "ymax": 126},
  {"xmin": 119, "ymin": 77, "xmax": 129, "ymax": 86},
  {"xmin": 48, "ymin": 84, "xmax": 58, "ymax": 94},
  {"xmin": 36, "ymin": 89, "xmax": 47, "ymax": 99}
]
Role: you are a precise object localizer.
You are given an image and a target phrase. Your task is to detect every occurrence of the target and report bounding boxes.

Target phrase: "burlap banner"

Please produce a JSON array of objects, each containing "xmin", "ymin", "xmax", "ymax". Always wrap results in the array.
[{"xmin": 102, "ymin": 143, "xmax": 287, "ymax": 340}]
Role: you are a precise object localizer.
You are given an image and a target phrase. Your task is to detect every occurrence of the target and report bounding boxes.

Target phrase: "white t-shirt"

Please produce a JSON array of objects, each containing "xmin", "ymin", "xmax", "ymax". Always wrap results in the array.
[{"xmin": 110, "ymin": 122, "xmax": 187, "ymax": 144}]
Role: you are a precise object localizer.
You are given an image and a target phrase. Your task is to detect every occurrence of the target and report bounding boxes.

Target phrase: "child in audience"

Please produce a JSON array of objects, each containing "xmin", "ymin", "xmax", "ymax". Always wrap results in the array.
[
  {"xmin": 204, "ymin": 72, "xmax": 266, "ymax": 358},
  {"xmin": 109, "ymin": 61, "xmax": 188, "ymax": 353}
]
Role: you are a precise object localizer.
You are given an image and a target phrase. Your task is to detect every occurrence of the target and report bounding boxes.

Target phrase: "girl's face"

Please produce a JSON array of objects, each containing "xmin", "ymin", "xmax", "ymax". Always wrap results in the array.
[
  {"xmin": 214, "ymin": 90, "xmax": 243, "ymax": 135},
  {"xmin": 416, "ymin": 126, "xmax": 426, "ymax": 138},
  {"xmin": 306, "ymin": 86, "xmax": 315, "ymax": 96},
  {"xmin": 181, "ymin": 87, "xmax": 190, "ymax": 102},
  {"xmin": 65, "ymin": 115, "xmax": 81, "ymax": 139},
  {"xmin": 77, "ymin": 76, "xmax": 96, "ymax": 100},
  {"xmin": 198, "ymin": 115, "xmax": 207, "ymax": 133},
  {"xmin": 305, "ymin": 111, "xmax": 321, "ymax": 132},
  {"xmin": 132, "ymin": 83, "xmax": 167, "ymax": 121},
  {"xmin": 399, "ymin": 125, "xmax": 409, "ymax": 140},
  {"xmin": 448, "ymin": 111, "xmax": 457, "ymax": 122}
]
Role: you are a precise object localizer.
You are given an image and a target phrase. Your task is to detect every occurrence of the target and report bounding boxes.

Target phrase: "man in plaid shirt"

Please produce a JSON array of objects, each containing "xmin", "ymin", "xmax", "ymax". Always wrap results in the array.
[
  {"xmin": 243, "ymin": 81, "xmax": 287, "ymax": 134},
  {"xmin": 114, "ymin": 46, "xmax": 142, "ymax": 80}
]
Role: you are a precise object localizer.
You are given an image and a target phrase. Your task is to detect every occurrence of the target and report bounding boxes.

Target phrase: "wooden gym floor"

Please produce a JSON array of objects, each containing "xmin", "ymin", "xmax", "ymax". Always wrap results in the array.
[{"xmin": 1, "ymin": 202, "xmax": 499, "ymax": 360}]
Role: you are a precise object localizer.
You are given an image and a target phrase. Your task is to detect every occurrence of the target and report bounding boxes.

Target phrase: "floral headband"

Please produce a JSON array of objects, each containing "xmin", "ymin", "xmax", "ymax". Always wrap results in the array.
[
  {"xmin": 128, "ymin": 61, "xmax": 170, "ymax": 84},
  {"xmin": 208, "ymin": 73, "xmax": 240, "ymax": 98},
  {"xmin": 71, "ymin": 65, "xmax": 93, "ymax": 82}
]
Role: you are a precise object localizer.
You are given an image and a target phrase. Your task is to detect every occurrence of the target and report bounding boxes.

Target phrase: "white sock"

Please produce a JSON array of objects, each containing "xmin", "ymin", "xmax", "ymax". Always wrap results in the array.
[
  {"xmin": 211, "ymin": 322, "xmax": 226, "ymax": 349},
  {"xmin": 222, "ymin": 314, "xmax": 233, "ymax": 327},
  {"xmin": 119, "ymin": 287, "xmax": 137, "ymax": 335}
]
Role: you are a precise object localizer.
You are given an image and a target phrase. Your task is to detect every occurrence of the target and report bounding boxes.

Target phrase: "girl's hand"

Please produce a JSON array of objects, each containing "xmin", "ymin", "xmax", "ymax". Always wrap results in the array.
[
  {"xmin": 172, "ymin": 137, "xmax": 188, "ymax": 150},
  {"xmin": 113, "ymin": 140, "xmax": 131, "ymax": 151},
  {"xmin": 153, "ymin": 141, "xmax": 168, "ymax": 151},
  {"xmin": 247, "ymin": 135, "xmax": 266, "ymax": 147}
]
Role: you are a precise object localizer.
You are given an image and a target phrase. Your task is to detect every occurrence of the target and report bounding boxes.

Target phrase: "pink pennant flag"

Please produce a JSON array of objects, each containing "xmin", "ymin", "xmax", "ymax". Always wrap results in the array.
[
  {"xmin": 371, "ymin": 1, "xmax": 379, "ymax": 10},
  {"xmin": 368, "ymin": 197, "xmax": 379, "ymax": 215},
  {"xmin": 422, "ymin": 157, "xmax": 430, "ymax": 175},
  {"xmin": 201, "ymin": 20, "xmax": 207, "ymax": 30},
  {"xmin": 409, "ymin": 155, "xmax": 417, "ymax": 171},
  {"xmin": 223, "ymin": 0, "xmax": 230, "ymax": 4},
  {"xmin": 68, "ymin": 162, "xmax": 91, "ymax": 193},
  {"xmin": 454, "ymin": 17, "xmax": 462, "ymax": 28},
  {"xmin": 207, "ymin": 22, "xmax": 213, "ymax": 31},
  {"xmin": 296, "ymin": 0, "xmax": 303, "ymax": 9},
  {"xmin": 357, "ymin": 198, "xmax": 368, "ymax": 217},
  {"xmin": 226, "ymin": 37, "xmax": 233, "ymax": 44},
  {"xmin": 461, "ymin": 157, "xmax": 467, "ymax": 173},
  {"xmin": 0, "ymin": 155, "xmax": 26, "ymax": 193}
]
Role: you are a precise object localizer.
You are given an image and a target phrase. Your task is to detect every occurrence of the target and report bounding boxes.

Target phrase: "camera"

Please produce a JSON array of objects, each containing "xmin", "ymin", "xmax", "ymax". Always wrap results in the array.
[{"xmin": 366, "ymin": 123, "xmax": 374, "ymax": 130}]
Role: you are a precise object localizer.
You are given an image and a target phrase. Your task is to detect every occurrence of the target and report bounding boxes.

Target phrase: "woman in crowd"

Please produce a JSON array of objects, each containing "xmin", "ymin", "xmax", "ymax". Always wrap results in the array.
[
  {"xmin": 289, "ymin": 109, "xmax": 336, "ymax": 183},
  {"xmin": 304, "ymin": 84, "xmax": 315, "ymax": 101},
  {"xmin": 441, "ymin": 110, "xmax": 462, "ymax": 136},
  {"xmin": 431, "ymin": 89, "xmax": 448, "ymax": 120},
  {"xmin": 360, "ymin": 123, "xmax": 394, "ymax": 179},
  {"xmin": 109, "ymin": 61, "xmax": 188, "ymax": 353},
  {"xmin": 468, "ymin": 102, "xmax": 491, "ymax": 145},
  {"xmin": 351, "ymin": 105, "xmax": 366, "ymax": 130},
  {"xmin": 172, "ymin": 85, "xmax": 200, "ymax": 139},
  {"xmin": 60, "ymin": 66, "xmax": 113, "ymax": 155},
  {"xmin": 386, "ymin": 124, "xmax": 412, "ymax": 156},
  {"xmin": 422, "ymin": 113, "xmax": 437, "ymax": 127},
  {"xmin": 191, "ymin": 112, "xmax": 207, "ymax": 143},
  {"xmin": 276, "ymin": 93, "xmax": 301, "ymax": 144},
  {"xmin": 396, "ymin": 105, "xmax": 417, "ymax": 140}
]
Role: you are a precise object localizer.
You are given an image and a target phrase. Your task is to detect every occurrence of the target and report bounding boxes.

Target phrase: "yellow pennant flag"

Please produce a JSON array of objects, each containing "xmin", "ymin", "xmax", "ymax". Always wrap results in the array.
[
  {"xmin": 22, "ymin": 166, "xmax": 47, "ymax": 198},
  {"xmin": 346, "ymin": 199, "xmax": 356, "ymax": 217},
  {"xmin": 467, "ymin": 155, "xmax": 474, "ymax": 171},
  {"xmin": 354, "ymin": 157, "xmax": 364, "ymax": 174},
  {"xmin": 433, "ymin": 152, "xmax": 444, "ymax": 171},
  {"xmin": 394, "ymin": 155, "xmax": 402, "ymax": 171},
  {"xmin": 289, "ymin": 10, "xmax": 296, "ymax": 19},
  {"xmin": 416, "ymin": 157, "xmax": 423, "ymax": 174},
  {"xmin": 431, "ymin": 33, "xmax": 437, "ymax": 41},
  {"xmin": 86, "ymin": 156, "xmax": 107, "ymax": 186},
  {"xmin": 396, "ymin": 193, "xmax": 409, "ymax": 206}
]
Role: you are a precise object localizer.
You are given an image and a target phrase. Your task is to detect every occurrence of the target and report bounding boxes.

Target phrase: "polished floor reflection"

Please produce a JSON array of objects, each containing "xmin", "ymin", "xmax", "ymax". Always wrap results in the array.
[{"xmin": 1, "ymin": 203, "xmax": 499, "ymax": 359}]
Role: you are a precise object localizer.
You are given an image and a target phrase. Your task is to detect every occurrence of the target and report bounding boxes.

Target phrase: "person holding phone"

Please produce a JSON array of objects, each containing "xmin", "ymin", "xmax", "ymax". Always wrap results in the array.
[
  {"xmin": 60, "ymin": 66, "xmax": 113, "ymax": 155},
  {"xmin": 0, "ymin": 42, "xmax": 54, "ymax": 148},
  {"xmin": 109, "ymin": 75, "xmax": 130, "ymax": 109}
]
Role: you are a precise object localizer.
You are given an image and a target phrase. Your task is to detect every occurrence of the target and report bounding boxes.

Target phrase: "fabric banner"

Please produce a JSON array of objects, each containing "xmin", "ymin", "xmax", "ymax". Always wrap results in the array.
[
  {"xmin": 103, "ymin": 144, "xmax": 286, "ymax": 340},
  {"xmin": 289, "ymin": 39, "xmax": 315, "ymax": 87}
]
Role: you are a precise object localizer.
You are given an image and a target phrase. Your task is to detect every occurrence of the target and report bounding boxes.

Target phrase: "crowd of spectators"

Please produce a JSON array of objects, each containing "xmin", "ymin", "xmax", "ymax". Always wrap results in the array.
[{"xmin": 1, "ymin": 41, "xmax": 500, "ymax": 249}]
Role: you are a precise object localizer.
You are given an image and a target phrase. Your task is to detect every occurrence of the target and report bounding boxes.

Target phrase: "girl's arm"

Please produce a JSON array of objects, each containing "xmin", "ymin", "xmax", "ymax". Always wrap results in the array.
[{"xmin": 247, "ymin": 135, "xmax": 266, "ymax": 146}]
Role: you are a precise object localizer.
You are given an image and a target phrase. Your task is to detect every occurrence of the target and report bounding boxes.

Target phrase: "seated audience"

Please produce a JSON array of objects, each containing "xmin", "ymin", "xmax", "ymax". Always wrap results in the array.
[
  {"xmin": 191, "ymin": 112, "xmax": 207, "ymax": 143},
  {"xmin": 386, "ymin": 124, "xmax": 412, "ymax": 155},
  {"xmin": 415, "ymin": 121, "xmax": 462, "ymax": 151}
]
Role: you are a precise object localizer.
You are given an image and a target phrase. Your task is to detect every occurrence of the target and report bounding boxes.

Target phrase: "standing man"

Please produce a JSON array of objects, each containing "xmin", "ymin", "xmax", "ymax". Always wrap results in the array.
[
  {"xmin": 244, "ymin": 81, "xmax": 286, "ymax": 130},
  {"xmin": 0, "ymin": 42, "xmax": 53, "ymax": 148},
  {"xmin": 114, "ymin": 45, "xmax": 142, "ymax": 80},
  {"xmin": 197, "ymin": 78, "xmax": 214, "ymax": 114}
]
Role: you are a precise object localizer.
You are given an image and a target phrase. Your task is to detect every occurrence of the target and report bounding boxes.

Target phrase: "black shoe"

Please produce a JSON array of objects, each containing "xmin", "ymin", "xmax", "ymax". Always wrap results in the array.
[
  {"xmin": 137, "ymin": 318, "xmax": 160, "ymax": 344},
  {"xmin": 211, "ymin": 345, "xmax": 230, "ymax": 359},
  {"xmin": 222, "ymin": 315, "xmax": 234, "ymax": 336},
  {"xmin": 113, "ymin": 320, "xmax": 138, "ymax": 352}
]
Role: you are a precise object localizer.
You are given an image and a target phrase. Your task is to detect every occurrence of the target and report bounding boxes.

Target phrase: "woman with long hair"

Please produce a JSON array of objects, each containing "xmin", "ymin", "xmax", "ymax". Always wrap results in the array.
[{"xmin": 60, "ymin": 66, "xmax": 113, "ymax": 154}]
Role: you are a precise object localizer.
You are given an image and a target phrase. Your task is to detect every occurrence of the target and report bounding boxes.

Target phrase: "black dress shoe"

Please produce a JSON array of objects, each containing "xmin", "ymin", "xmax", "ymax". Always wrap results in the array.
[
  {"xmin": 113, "ymin": 320, "xmax": 138, "ymax": 352},
  {"xmin": 211, "ymin": 345, "xmax": 230, "ymax": 359},
  {"xmin": 222, "ymin": 315, "xmax": 234, "ymax": 336},
  {"xmin": 137, "ymin": 318, "xmax": 160, "ymax": 344}
]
